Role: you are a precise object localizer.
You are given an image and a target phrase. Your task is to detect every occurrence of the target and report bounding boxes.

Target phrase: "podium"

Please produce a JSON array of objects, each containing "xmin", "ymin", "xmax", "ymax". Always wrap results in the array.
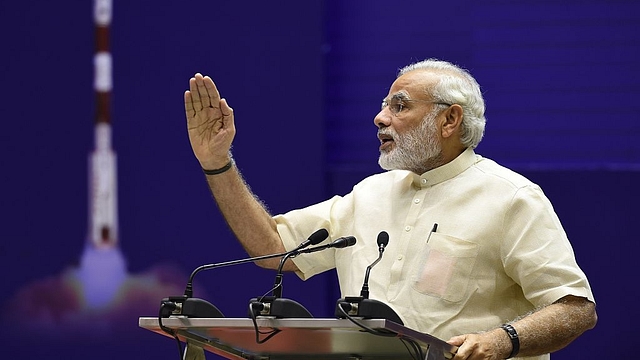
[{"xmin": 139, "ymin": 317, "xmax": 456, "ymax": 359}]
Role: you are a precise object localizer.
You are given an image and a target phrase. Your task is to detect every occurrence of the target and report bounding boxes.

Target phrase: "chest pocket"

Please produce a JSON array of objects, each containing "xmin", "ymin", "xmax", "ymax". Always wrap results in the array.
[{"xmin": 411, "ymin": 233, "xmax": 479, "ymax": 303}]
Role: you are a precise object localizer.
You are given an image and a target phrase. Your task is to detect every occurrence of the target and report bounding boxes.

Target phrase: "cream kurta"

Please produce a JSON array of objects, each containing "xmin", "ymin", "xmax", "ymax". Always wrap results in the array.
[{"xmin": 275, "ymin": 148, "xmax": 594, "ymax": 360}]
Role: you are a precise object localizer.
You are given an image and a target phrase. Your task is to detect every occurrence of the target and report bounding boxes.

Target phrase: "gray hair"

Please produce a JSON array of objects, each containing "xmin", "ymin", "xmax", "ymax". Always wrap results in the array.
[{"xmin": 398, "ymin": 59, "xmax": 486, "ymax": 149}]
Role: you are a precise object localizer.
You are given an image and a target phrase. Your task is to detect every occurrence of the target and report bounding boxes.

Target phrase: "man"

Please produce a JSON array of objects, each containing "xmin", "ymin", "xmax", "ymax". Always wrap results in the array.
[{"xmin": 184, "ymin": 59, "xmax": 596, "ymax": 359}]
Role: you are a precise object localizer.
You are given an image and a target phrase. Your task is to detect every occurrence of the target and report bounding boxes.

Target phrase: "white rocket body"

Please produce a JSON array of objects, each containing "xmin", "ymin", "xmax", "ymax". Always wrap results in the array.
[{"xmin": 88, "ymin": 123, "xmax": 118, "ymax": 248}]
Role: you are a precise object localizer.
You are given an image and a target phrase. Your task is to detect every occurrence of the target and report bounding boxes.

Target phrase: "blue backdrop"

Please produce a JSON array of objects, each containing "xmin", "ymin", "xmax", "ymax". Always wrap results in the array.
[{"xmin": 1, "ymin": 0, "xmax": 638, "ymax": 359}]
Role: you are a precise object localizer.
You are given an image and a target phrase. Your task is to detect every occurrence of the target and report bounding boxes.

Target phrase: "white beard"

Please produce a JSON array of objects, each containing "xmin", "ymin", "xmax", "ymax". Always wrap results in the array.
[{"xmin": 378, "ymin": 110, "xmax": 442, "ymax": 174}]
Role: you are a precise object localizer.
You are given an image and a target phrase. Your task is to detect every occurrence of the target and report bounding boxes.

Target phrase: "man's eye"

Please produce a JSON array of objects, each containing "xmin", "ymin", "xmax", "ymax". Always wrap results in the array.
[
  {"xmin": 381, "ymin": 99, "xmax": 407, "ymax": 114},
  {"xmin": 391, "ymin": 102, "xmax": 404, "ymax": 113}
]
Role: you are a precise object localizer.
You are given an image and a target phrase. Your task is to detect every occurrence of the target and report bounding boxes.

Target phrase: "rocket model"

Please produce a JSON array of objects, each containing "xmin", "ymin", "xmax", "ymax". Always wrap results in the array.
[
  {"xmin": 76, "ymin": 0, "xmax": 128, "ymax": 309},
  {"xmin": 90, "ymin": 0, "xmax": 118, "ymax": 249}
]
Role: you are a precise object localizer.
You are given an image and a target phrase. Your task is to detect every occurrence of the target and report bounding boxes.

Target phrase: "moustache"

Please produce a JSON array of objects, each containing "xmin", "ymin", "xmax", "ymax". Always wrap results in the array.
[{"xmin": 377, "ymin": 128, "xmax": 397, "ymax": 138}]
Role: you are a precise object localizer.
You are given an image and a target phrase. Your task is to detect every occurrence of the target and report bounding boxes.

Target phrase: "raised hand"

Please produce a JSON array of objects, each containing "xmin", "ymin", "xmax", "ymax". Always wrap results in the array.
[{"xmin": 184, "ymin": 73, "xmax": 235, "ymax": 169}]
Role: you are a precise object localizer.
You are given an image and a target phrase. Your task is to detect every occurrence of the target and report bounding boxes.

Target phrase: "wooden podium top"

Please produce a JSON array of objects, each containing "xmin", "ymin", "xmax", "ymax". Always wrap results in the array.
[{"xmin": 139, "ymin": 317, "xmax": 456, "ymax": 359}]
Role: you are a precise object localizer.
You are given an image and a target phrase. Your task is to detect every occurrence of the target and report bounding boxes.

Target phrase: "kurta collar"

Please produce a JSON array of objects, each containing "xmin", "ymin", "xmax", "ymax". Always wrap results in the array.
[{"xmin": 412, "ymin": 148, "xmax": 478, "ymax": 188}]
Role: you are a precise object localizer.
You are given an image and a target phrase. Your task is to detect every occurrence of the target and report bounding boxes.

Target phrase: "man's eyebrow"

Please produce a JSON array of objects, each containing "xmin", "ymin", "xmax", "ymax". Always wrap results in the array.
[{"xmin": 387, "ymin": 92, "xmax": 411, "ymax": 101}]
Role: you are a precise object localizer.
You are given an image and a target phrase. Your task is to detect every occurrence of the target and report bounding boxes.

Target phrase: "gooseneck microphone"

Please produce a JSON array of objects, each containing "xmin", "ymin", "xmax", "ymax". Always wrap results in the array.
[
  {"xmin": 159, "ymin": 229, "xmax": 329, "ymax": 320},
  {"xmin": 250, "ymin": 235, "xmax": 357, "ymax": 319},
  {"xmin": 292, "ymin": 228, "xmax": 330, "ymax": 252},
  {"xmin": 335, "ymin": 231, "xmax": 403, "ymax": 325},
  {"xmin": 273, "ymin": 235, "xmax": 356, "ymax": 297},
  {"xmin": 272, "ymin": 228, "xmax": 329, "ymax": 298},
  {"xmin": 298, "ymin": 236, "xmax": 357, "ymax": 253},
  {"xmin": 183, "ymin": 228, "xmax": 328, "ymax": 299},
  {"xmin": 360, "ymin": 231, "xmax": 389, "ymax": 299}
]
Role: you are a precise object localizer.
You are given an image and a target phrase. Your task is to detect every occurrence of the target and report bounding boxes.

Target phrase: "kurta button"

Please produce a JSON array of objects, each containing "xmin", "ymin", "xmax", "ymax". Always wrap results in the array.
[
  {"xmin": 414, "ymin": 198, "xmax": 420, "ymax": 204},
  {"xmin": 397, "ymin": 255, "xmax": 404, "ymax": 261},
  {"xmin": 404, "ymin": 226, "xmax": 411, "ymax": 232},
  {"xmin": 421, "ymin": 179, "xmax": 427, "ymax": 184}
]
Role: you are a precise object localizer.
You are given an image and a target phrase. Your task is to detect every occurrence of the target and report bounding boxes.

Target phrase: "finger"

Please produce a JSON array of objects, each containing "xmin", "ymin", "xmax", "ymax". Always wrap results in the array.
[
  {"xmin": 189, "ymin": 74, "xmax": 203, "ymax": 111},
  {"xmin": 196, "ymin": 74, "xmax": 213, "ymax": 108},
  {"xmin": 445, "ymin": 346, "xmax": 459, "ymax": 360},
  {"xmin": 447, "ymin": 335, "xmax": 465, "ymax": 346},
  {"xmin": 203, "ymin": 75, "xmax": 221, "ymax": 109},
  {"xmin": 447, "ymin": 336, "xmax": 468, "ymax": 360},
  {"xmin": 452, "ymin": 344, "xmax": 469, "ymax": 360},
  {"xmin": 184, "ymin": 90, "xmax": 194, "ymax": 120}
]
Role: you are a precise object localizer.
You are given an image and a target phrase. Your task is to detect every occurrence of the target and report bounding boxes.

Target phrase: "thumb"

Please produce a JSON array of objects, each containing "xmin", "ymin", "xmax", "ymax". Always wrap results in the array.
[
  {"xmin": 218, "ymin": 98, "xmax": 235, "ymax": 135},
  {"xmin": 220, "ymin": 98, "xmax": 233, "ymax": 116},
  {"xmin": 447, "ymin": 334, "xmax": 467, "ymax": 346}
]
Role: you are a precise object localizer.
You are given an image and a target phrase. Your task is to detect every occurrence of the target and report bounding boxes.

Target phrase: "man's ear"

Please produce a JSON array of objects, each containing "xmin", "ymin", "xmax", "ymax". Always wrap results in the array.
[{"xmin": 441, "ymin": 104, "xmax": 464, "ymax": 139}]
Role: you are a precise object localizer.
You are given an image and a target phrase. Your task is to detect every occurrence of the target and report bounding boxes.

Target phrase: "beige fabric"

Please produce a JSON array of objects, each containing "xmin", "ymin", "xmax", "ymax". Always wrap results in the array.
[{"xmin": 275, "ymin": 148, "xmax": 594, "ymax": 360}]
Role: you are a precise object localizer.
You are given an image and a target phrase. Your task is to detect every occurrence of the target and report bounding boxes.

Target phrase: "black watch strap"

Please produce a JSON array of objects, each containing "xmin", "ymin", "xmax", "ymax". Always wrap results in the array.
[{"xmin": 501, "ymin": 324, "xmax": 520, "ymax": 358}]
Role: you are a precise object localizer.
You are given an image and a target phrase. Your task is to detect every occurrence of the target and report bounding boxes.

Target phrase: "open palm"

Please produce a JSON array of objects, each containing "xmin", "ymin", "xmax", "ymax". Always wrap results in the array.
[{"xmin": 184, "ymin": 73, "xmax": 235, "ymax": 169}]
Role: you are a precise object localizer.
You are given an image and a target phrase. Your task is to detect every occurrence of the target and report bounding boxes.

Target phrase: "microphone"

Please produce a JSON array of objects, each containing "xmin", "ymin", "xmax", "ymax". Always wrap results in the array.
[
  {"xmin": 297, "ymin": 236, "xmax": 357, "ymax": 254},
  {"xmin": 335, "ymin": 231, "xmax": 403, "ymax": 325},
  {"xmin": 249, "ymin": 235, "xmax": 357, "ymax": 319},
  {"xmin": 159, "ymin": 229, "xmax": 328, "ymax": 319},
  {"xmin": 272, "ymin": 228, "xmax": 329, "ymax": 298},
  {"xmin": 270, "ymin": 236, "xmax": 355, "ymax": 297},
  {"xmin": 360, "ymin": 231, "xmax": 389, "ymax": 299},
  {"xmin": 293, "ymin": 228, "xmax": 329, "ymax": 252}
]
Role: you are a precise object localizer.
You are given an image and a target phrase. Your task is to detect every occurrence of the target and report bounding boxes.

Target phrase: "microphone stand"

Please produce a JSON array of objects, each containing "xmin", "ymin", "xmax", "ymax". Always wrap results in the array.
[
  {"xmin": 248, "ymin": 250, "xmax": 311, "ymax": 319},
  {"xmin": 271, "ymin": 251, "xmax": 294, "ymax": 298},
  {"xmin": 335, "ymin": 232, "xmax": 403, "ymax": 325},
  {"xmin": 249, "ymin": 236, "xmax": 357, "ymax": 319}
]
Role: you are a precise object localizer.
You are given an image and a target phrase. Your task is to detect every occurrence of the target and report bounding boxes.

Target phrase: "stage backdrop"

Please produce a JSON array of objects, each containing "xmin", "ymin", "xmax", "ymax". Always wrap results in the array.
[{"xmin": 1, "ymin": 0, "xmax": 638, "ymax": 359}]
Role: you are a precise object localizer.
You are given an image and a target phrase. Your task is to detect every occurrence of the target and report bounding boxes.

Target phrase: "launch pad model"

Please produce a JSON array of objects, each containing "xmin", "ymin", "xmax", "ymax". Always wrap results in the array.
[{"xmin": 139, "ymin": 317, "xmax": 456, "ymax": 360}]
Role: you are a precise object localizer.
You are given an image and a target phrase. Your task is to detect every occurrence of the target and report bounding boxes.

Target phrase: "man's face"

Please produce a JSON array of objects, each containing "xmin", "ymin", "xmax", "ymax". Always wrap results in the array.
[{"xmin": 375, "ymin": 71, "xmax": 444, "ymax": 173}]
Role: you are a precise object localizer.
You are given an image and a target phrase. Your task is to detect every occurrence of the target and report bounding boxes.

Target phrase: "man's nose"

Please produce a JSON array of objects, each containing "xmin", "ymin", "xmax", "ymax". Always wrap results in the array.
[{"xmin": 374, "ymin": 108, "xmax": 391, "ymax": 129}]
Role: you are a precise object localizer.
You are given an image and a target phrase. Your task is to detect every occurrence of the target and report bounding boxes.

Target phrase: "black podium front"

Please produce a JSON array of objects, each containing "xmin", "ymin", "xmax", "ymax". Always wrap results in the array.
[{"xmin": 139, "ymin": 317, "xmax": 456, "ymax": 360}]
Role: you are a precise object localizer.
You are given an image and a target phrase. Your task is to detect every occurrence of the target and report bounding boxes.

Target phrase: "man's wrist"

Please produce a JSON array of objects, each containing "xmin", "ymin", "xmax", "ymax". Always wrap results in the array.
[
  {"xmin": 201, "ymin": 153, "xmax": 234, "ymax": 175},
  {"xmin": 203, "ymin": 158, "xmax": 234, "ymax": 176},
  {"xmin": 199, "ymin": 151, "xmax": 231, "ymax": 167}
]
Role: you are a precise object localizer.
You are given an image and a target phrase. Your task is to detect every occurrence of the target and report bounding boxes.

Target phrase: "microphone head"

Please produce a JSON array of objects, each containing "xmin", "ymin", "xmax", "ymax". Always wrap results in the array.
[
  {"xmin": 376, "ymin": 231, "xmax": 389, "ymax": 248},
  {"xmin": 308, "ymin": 228, "xmax": 329, "ymax": 245},
  {"xmin": 333, "ymin": 236, "xmax": 357, "ymax": 248}
]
